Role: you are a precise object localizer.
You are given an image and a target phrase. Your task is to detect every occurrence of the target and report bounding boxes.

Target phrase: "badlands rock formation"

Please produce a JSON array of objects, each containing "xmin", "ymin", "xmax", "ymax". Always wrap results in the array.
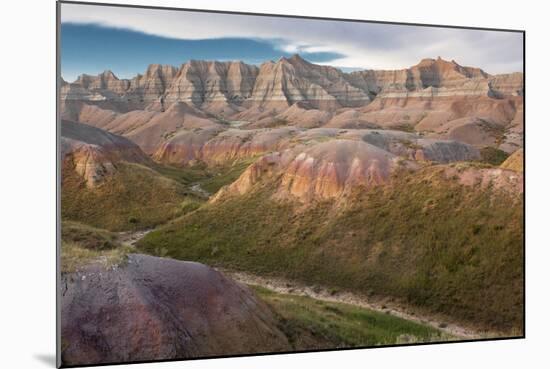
[
  {"xmin": 246, "ymin": 54, "xmax": 371, "ymax": 110},
  {"xmin": 165, "ymin": 60, "xmax": 259, "ymax": 112},
  {"xmin": 61, "ymin": 254, "xmax": 290, "ymax": 366},
  {"xmin": 154, "ymin": 126, "xmax": 299, "ymax": 166},
  {"xmin": 278, "ymin": 140, "xmax": 401, "ymax": 201},
  {"xmin": 213, "ymin": 139, "xmax": 406, "ymax": 202},
  {"xmin": 154, "ymin": 126, "xmax": 479, "ymax": 168},
  {"xmin": 62, "ymin": 101, "xmax": 222, "ymax": 154},
  {"xmin": 61, "ymin": 120, "xmax": 150, "ymax": 187},
  {"xmin": 211, "ymin": 128, "xmax": 481, "ymax": 202},
  {"xmin": 61, "ymin": 55, "xmax": 523, "ymax": 160}
]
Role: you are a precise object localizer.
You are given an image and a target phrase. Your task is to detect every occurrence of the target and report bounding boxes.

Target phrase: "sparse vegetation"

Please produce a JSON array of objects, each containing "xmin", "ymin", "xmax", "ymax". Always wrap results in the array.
[
  {"xmin": 61, "ymin": 221, "xmax": 118, "ymax": 251},
  {"xmin": 479, "ymin": 147, "xmax": 510, "ymax": 166},
  {"xmin": 398, "ymin": 139, "xmax": 423, "ymax": 150},
  {"xmin": 61, "ymin": 241, "xmax": 132, "ymax": 273},
  {"xmin": 478, "ymin": 120, "xmax": 507, "ymax": 146},
  {"xmin": 154, "ymin": 159, "xmax": 256, "ymax": 194},
  {"xmin": 263, "ymin": 117, "xmax": 290, "ymax": 128},
  {"xmin": 153, "ymin": 163, "xmax": 210, "ymax": 186},
  {"xmin": 199, "ymin": 159, "xmax": 256, "ymax": 194},
  {"xmin": 390, "ymin": 123, "xmax": 416, "ymax": 132},
  {"xmin": 253, "ymin": 286, "xmax": 450, "ymax": 350},
  {"xmin": 60, "ymin": 221, "xmax": 132, "ymax": 272}
]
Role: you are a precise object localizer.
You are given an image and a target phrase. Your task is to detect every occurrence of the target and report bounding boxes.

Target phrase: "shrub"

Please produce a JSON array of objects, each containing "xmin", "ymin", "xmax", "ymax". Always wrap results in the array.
[{"xmin": 479, "ymin": 147, "xmax": 509, "ymax": 166}]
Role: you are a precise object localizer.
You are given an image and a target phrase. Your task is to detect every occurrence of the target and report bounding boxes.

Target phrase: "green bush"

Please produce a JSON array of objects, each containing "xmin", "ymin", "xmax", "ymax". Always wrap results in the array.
[{"xmin": 479, "ymin": 147, "xmax": 510, "ymax": 166}]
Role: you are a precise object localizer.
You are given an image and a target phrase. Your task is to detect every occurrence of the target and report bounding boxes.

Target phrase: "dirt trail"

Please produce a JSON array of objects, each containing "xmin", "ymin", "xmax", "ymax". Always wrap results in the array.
[
  {"xmin": 190, "ymin": 183, "xmax": 210, "ymax": 197},
  {"xmin": 117, "ymin": 229, "xmax": 153, "ymax": 247},
  {"xmin": 218, "ymin": 269, "xmax": 501, "ymax": 340},
  {"xmin": 118, "ymin": 228, "xmax": 496, "ymax": 341}
]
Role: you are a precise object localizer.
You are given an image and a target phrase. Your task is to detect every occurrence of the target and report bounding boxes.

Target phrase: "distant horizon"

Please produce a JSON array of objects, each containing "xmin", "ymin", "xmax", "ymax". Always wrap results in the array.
[
  {"xmin": 60, "ymin": 4, "xmax": 523, "ymax": 82},
  {"xmin": 61, "ymin": 53, "xmax": 522, "ymax": 84}
]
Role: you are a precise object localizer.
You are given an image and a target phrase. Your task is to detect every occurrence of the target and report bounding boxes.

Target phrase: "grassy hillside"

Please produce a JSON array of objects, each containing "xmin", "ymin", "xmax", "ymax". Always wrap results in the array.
[
  {"xmin": 61, "ymin": 162, "xmax": 202, "ymax": 231},
  {"xmin": 62, "ymin": 220, "xmax": 120, "ymax": 250},
  {"xmin": 253, "ymin": 286, "xmax": 449, "ymax": 350},
  {"xmin": 60, "ymin": 221, "xmax": 132, "ymax": 273},
  {"xmin": 138, "ymin": 166, "xmax": 524, "ymax": 332},
  {"xmin": 154, "ymin": 158, "xmax": 257, "ymax": 194}
]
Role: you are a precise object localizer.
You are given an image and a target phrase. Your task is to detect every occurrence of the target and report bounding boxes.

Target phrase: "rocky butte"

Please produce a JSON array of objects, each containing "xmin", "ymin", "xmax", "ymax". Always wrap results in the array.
[{"xmin": 61, "ymin": 55, "xmax": 523, "ymax": 157}]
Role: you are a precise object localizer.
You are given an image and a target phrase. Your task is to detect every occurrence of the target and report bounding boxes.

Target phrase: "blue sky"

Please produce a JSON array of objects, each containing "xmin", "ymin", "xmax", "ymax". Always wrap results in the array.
[
  {"xmin": 60, "ymin": 2, "xmax": 523, "ymax": 82},
  {"xmin": 61, "ymin": 24, "xmax": 343, "ymax": 81}
]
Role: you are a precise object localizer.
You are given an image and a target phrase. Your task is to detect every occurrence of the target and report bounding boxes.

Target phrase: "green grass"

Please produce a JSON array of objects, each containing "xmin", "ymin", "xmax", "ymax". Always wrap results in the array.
[
  {"xmin": 154, "ymin": 159, "xmax": 256, "ymax": 194},
  {"xmin": 198, "ymin": 159, "xmax": 256, "ymax": 194},
  {"xmin": 153, "ymin": 162, "xmax": 211, "ymax": 186},
  {"xmin": 62, "ymin": 153, "xmax": 253, "ymax": 231},
  {"xmin": 60, "ymin": 221, "xmax": 132, "ymax": 273},
  {"xmin": 389, "ymin": 123, "xmax": 416, "ymax": 132},
  {"xmin": 61, "ymin": 162, "xmax": 201, "ymax": 231},
  {"xmin": 61, "ymin": 241, "xmax": 133, "ymax": 273},
  {"xmin": 253, "ymin": 286, "xmax": 450, "ymax": 350},
  {"xmin": 137, "ymin": 165, "xmax": 524, "ymax": 332},
  {"xmin": 61, "ymin": 221, "xmax": 119, "ymax": 251},
  {"xmin": 479, "ymin": 147, "xmax": 510, "ymax": 166}
]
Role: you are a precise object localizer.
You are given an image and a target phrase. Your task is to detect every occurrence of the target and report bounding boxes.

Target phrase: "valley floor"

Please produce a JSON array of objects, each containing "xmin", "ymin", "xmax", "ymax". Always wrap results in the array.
[
  {"xmin": 222, "ymin": 269, "xmax": 495, "ymax": 340},
  {"xmin": 62, "ymin": 228, "xmax": 462, "ymax": 359},
  {"xmin": 116, "ymin": 211, "xmax": 513, "ymax": 343}
]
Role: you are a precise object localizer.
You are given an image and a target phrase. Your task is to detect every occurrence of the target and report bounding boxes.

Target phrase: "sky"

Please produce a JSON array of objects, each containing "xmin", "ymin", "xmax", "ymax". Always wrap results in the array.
[{"xmin": 60, "ymin": 2, "xmax": 524, "ymax": 82}]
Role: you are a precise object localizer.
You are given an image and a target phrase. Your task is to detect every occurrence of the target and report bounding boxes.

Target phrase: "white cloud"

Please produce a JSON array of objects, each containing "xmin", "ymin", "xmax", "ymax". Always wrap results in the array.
[{"xmin": 61, "ymin": 3, "xmax": 523, "ymax": 74}]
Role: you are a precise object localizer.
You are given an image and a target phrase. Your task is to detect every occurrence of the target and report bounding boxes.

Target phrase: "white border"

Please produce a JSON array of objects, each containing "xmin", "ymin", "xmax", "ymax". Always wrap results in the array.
[{"xmin": 1, "ymin": 1, "xmax": 547, "ymax": 368}]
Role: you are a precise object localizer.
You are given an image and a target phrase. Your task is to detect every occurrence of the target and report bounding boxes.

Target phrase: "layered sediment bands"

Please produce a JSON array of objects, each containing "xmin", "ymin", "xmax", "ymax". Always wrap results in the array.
[
  {"xmin": 151, "ymin": 127, "xmax": 223, "ymax": 165},
  {"xmin": 62, "ymin": 101, "xmax": 222, "ymax": 155},
  {"xmin": 349, "ymin": 57, "xmax": 490, "ymax": 95},
  {"xmin": 154, "ymin": 125, "xmax": 479, "ymax": 169},
  {"xmin": 61, "ymin": 141, "xmax": 117, "ymax": 188},
  {"xmin": 248, "ymin": 55, "xmax": 370, "ymax": 110},
  {"xmin": 127, "ymin": 64, "xmax": 178, "ymax": 104},
  {"xmin": 412, "ymin": 139, "xmax": 480, "ymax": 163},
  {"xmin": 61, "ymin": 120, "xmax": 150, "ymax": 187},
  {"xmin": 154, "ymin": 127, "xmax": 298, "ymax": 166},
  {"xmin": 214, "ymin": 140, "xmax": 405, "ymax": 202},
  {"xmin": 61, "ymin": 254, "xmax": 290, "ymax": 366},
  {"xmin": 211, "ymin": 129, "xmax": 482, "ymax": 202},
  {"xmin": 62, "ymin": 55, "xmax": 523, "ymax": 156},
  {"xmin": 489, "ymin": 72, "xmax": 524, "ymax": 97},
  {"xmin": 123, "ymin": 102, "xmax": 220, "ymax": 154},
  {"xmin": 164, "ymin": 60, "xmax": 259, "ymax": 107},
  {"xmin": 278, "ymin": 140, "xmax": 401, "ymax": 200},
  {"xmin": 74, "ymin": 70, "xmax": 131, "ymax": 94},
  {"xmin": 62, "ymin": 56, "xmax": 523, "ymax": 112},
  {"xmin": 199, "ymin": 127, "xmax": 298, "ymax": 165},
  {"xmin": 275, "ymin": 102, "xmax": 334, "ymax": 128},
  {"xmin": 356, "ymin": 95, "xmax": 518, "ymax": 128}
]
